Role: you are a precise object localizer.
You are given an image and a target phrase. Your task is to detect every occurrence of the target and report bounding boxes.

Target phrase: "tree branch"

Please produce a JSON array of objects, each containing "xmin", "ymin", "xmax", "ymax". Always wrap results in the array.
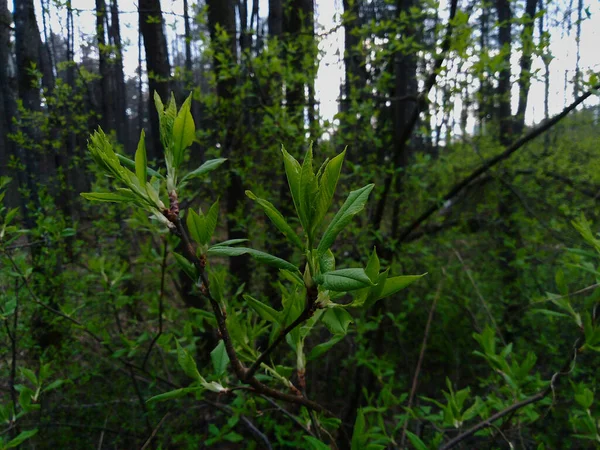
[
  {"xmin": 396, "ymin": 82, "xmax": 600, "ymax": 242},
  {"xmin": 372, "ymin": 0, "xmax": 460, "ymax": 231},
  {"xmin": 439, "ymin": 337, "xmax": 581, "ymax": 450}
]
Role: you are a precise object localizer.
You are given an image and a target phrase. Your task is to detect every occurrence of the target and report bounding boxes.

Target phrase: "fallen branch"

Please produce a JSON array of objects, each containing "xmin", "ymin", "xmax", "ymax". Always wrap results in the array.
[
  {"xmin": 439, "ymin": 337, "xmax": 580, "ymax": 450},
  {"xmin": 397, "ymin": 82, "xmax": 600, "ymax": 242}
]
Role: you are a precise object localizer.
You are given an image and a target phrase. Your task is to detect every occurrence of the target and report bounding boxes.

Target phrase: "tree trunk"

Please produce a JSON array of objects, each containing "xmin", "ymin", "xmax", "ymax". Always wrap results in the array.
[
  {"xmin": 0, "ymin": 0, "xmax": 19, "ymax": 206},
  {"xmin": 495, "ymin": 0, "xmax": 512, "ymax": 145},
  {"xmin": 206, "ymin": 0, "xmax": 249, "ymax": 284},
  {"xmin": 109, "ymin": 0, "xmax": 128, "ymax": 145},
  {"xmin": 138, "ymin": 0, "xmax": 171, "ymax": 160},
  {"xmin": 514, "ymin": 0, "xmax": 538, "ymax": 135}
]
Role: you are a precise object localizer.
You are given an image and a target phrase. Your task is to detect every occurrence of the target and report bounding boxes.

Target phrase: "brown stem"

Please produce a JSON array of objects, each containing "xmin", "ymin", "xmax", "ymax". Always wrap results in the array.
[{"xmin": 170, "ymin": 217, "xmax": 334, "ymax": 415}]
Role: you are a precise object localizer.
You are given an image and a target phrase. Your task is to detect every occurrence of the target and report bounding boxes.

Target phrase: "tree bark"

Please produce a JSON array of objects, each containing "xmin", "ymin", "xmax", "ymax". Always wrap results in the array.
[
  {"xmin": 206, "ymin": 0, "xmax": 249, "ymax": 284},
  {"xmin": 138, "ymin": 0, "xmax": 171, "ymax": 160},
  {"xmin": 514, "ymin": 0, "xmax": 538, "ymax": 135},
  {"xmin": 495, "ymin": 0, "xmax": 512, "ymax": 145}
]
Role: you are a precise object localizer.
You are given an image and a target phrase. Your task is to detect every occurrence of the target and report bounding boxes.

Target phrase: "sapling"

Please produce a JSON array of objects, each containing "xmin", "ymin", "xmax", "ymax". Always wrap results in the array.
[{"xmin": 82, "ymin": 92, "xmax": 424, "ymax": 443}]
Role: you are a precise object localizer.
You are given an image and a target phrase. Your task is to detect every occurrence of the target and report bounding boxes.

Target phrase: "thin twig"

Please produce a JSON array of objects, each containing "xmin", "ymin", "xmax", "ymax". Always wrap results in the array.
[
  {"xmin": 399, "ymin": 280, "xmax": 443, "ymax": 448},
  {"xmin": 439, "ymin": 337, "xmax": 580, "ymax": 450},
  {"xmin": 143, "ymin": 238, "xmax": 169, "ymax": 369},
  {"xmin": 259, "ymin": 395, "xmax": 314, "ymax": 436},
  {"xmin": 140, "ymin": 412, "xmax": 170, "ymax": 450},
  {"xmin": 398, "ymin": 81, "xmax": 600, "ymax": 242},
  {"xmin": 453, "ymin": 249, "xmax": 507, "ymax": 346}
]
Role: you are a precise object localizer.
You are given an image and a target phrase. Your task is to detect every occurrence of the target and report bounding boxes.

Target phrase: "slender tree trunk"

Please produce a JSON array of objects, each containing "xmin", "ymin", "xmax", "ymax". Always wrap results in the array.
[
  {"xmin": 514, "ymin": 0, "xmax": 538, "ymax": 135},
  {"xmin": 109, "ymin": 0, "xmax": 128, "ymax": 145},
  {"xmin": 96, "ymin": 0, "xmax": 113, "ymax": 132},
  {"xmin": 495, "ymin": 0, "xmax": 512, "ymax": 145},
  {"xmin": 574, "ymin": 0, "xmax": 583, "ymax": 97},
  {"xmin": 0, "ymin": 0, "xmax": 19, "ymax": 206},
  {"xmin": 138, "ymin": 0, "xmax": 171, "ymax": 160},
  {"xmin": 13, "ymin": 0, "xmax": 44, "ymax": 217},
  {"xmin": 269, "ymin": 0, "xmax": 283, "ymax": 36},
  {"xmin": 206, "ymin": 0, "xmax": 249, "ymax": 284}
]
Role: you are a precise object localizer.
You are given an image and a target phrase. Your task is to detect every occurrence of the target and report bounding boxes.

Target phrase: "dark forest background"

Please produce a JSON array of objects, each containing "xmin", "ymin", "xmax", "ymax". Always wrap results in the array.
[{"xmin": 1, "ymin": 0, "xmax": 600, "ymax": 448}]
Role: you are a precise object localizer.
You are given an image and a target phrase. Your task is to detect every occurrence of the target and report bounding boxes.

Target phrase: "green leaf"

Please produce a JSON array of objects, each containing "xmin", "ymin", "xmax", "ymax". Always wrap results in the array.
[
  {"xmin": 210, "ymin": 340, "xmax": 230, "ymax": 377},
  {"xmin": 20, "ymin": 367, "xmax": 37, "ymax": 386},
  {"xmin": 313, "ymin": 149, "xmax": 346, "ymax": 234},
  {"xmin": 203, "ymin": 199, "xmax": 220, "ymax": 246},
  {"xmin": 147, "ymin": 387, "xmax": 201, "ymax": 403},
  {"xmin": 317, "ymin": 184, "xmax": 374, "ymax": 255},
  {"xmin": 314, "ymin": 268, "xmax": 374, "ymax": 292},
  {"xmin": 186, "ymin": 200, "xmax": 219, "ymax": 246},
  {"xmin": 405, "ymin": 431, "xmax": 429, "ymax": 450},
  {"xmin": 308, "ymin": 334, "xmax": 344, "ymax": 360},
  {"xmin": 207, "ymin": 246, "xmax": 299, "ymax": 273},
  {"xmin": 5, "ymin": 429, "xmax": 39, "ymax": 449},
  {"xmin": 176, "ymin": 340, "xmax": 203, "ymax": 382},
  {"xmin": 364, "ymin": 248, "xmax": 380, "ymax": 282},
  {"xmin": 116, "ymin": 154, "xmax": 163, "ymax": 179},
  {"xmin": 211, "ymin": 238, "xmax": 249, "ymax": 247},
  {"xmin": 186, "ymin": 208, "xmax": 202, "ymax": 245},
  {"xmin": 319, "ymin": 249, "xmax": 336, "ymax": 273},
  {"xmin": 80, "ymin": 192, "xmax": 132, "ymax": 203},
  {"xmin": 351, "ymin": 409, "xmax": 366, "ymax": 450},
  {"xmin": 172, "ymin": 252, "xmax": 198, "ymax": 282},
  {"xmin": 180, "ymin": 158, "xmax": 227, "ymax": 186},
  {"xmin": 244, "ymin": 294, "xmax": 280, "ymax": 323},
  {"xmin": 281, "ymin": 146, "xmax": 303, "ymax": 223},
  {"xmin": 378, "ymin": 274, "xmax": 425, "ymax": 300},
  {"xmin": 246, "ymin": 190, "xmax": 304, "ymax": 250},
  {"xmin": 135, "ymin": 129, "xmax": 148, "ymax": 185},
  {"xmin": 303, "ymin": 436, "xmax": 331, "ymax": 450},
  {"xmin": 299, "ymin": 145, "xmax": 318, "ymax": 236},
  {"xmin": 322, "ymin": 308, "xmax": 353, "ymax": 335},
  {"xmin": 172, "ymin": 93, "xmax": 195, "ymax": 167}
]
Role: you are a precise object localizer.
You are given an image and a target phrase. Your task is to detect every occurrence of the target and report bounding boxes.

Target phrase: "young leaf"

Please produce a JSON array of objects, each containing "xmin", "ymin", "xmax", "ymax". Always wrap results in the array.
[
  {"xmin": 308, "ymin": 334, "xmax": 344, "ymax": 360},
  {"xmin": 5, "ymin": 429, "xmax": 39, "ymax": 449},
  {"xmin": 117, "ymin": 153, "xmax": 163, "ymax": 179},
  {"xmin": 134, "ymin": 129, "xmax": 148, "ymax": 185},
  {"xmin": 281, "ymin": 146, "xmax": 303, "ymax": 223},
  {"xmin": 172, "ymin": 93, "xmax": 195, "ymax": 167},
  {"xmin": 322, "ymin": 308, "xmax": 353, "ymax": 335},
  {"xmin": 203, "ymin": 198, "xmax": 220, "ymax": 245},
  {"xmin": 312, "ymin": 149, "xmax": 346, "ymax": 234},
  {"xmin": 80, "ymin": 192, "xmax": 132, "ymax": 203},
  {"xmin": 176, "ymin": 340, "xmax": 203, "ymax": 383},
  {"xmin": 186, "ymin": 209, "xmax": 203, "ymax": 245},
  {"xmin": 317, "ymin": 184, "xmax": 374, "ymax": 255},
  {"xmin": 378, "ymin": 274, "xmax": 426, "ymax": 300},
  {"xmin": 405, "ymin": 431, "xmax": 430, "ymax": 450},
  {"xmin": 299, "ymin": 145, "xmax": 318, "ymax": 236},
  {"xmin": 246, "ymin": 190, "xmax": 304, "ymax": 250},
  {"xmin": 210, "ymin": 340, "xmax": 230, "ymax": 377},
  {"xmin": 314, "ymin": 268, "xmax": 374, "ymax": 292},
  {"xmin": 207, "ymin": 246, "xmax": 299, "ymax": 273},
  {"xmin": 179, "ymin": 158, "xmax": 227, "ymax": 186},
  {"xmin": 173, "ymin": 252, "xmax": 198, "ymax": 282},
  {"xmin": 244, "ymin": 294, "xmax": 280, "ymax": 323},
  {"xmin": 303, "ymin": 436, "xmax": 331, "ymax": 450},
  {"xmin": 147, "ymin": 387, "xmax": 201, "ymax": 403}
]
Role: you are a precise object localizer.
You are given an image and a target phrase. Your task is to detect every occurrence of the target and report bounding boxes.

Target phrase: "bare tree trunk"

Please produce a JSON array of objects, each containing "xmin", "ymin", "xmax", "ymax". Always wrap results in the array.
[
  {"xmin": 495, "ymin": 0, "xmax": 512, "ymax": 145},
  {"xmin": 138, "ymin": 0, "xmax": 171, "ymax": 161},
  {"xmin": 514, "ymin": 0, "xmax": 538, "ymax": 135},
  {"xmin": 109, "ymin": 0, "xmax": 128, "ymax": 145},
  {"xmin": 207, "ymin": 0, "xmax": 249, "ymax": 284},
  {"xmin": 0, "ymin": 0, "xmax": 19, "ymax": 206}
]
